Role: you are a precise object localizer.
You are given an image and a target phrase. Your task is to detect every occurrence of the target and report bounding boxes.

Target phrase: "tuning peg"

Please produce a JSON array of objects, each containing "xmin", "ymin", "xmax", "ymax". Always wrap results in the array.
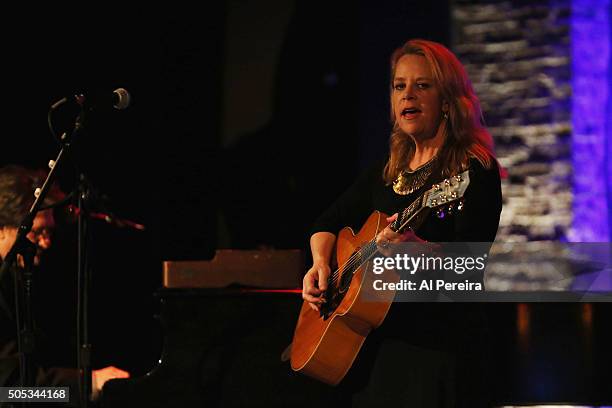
[
  {"xmin": 455, "ymin": 174, "xmax": 463, "ymax": 182},
  {"xmin": 451, "ymin": 191, "xmax": 457, "ymax": 199},
  {"xmin": 433, "ymin": 183, "xmax": 441, "ymax": 191},
  {"xmin": 444, "ymin": 179, "xmax": 451, "ymax": 186}
]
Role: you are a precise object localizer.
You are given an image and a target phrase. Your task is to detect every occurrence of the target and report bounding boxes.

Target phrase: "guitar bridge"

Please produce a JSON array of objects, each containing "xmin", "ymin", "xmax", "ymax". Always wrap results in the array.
[{"xmin": 320, "ymin": 291, "xmax": 344, "ymax": 320}]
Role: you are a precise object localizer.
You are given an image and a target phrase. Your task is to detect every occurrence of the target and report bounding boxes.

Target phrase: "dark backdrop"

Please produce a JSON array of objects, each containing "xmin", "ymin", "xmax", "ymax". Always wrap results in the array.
[{"xmin": 0, "ymin": 0, "xmax": 450, "ymax": 378}]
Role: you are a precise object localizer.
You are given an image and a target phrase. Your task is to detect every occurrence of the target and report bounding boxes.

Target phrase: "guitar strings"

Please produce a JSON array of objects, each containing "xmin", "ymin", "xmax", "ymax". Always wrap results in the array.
[
  {"xmin": 327, "ymin": 204, "xmax": 414, "ymax": 287},
  {"xmin": 327, "ymin": 239, "xmax": 375, "ymax": 286},
  {"xmin": 328, "ymin": 196, "xmax": 418, "ymax": 285}
]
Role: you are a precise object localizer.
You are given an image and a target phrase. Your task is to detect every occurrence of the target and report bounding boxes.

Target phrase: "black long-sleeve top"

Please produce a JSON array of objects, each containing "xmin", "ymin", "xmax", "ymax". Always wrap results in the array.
[
  {"xmin": 311, "ymin": 157, "xmax": 502, "ymax": 243},
  {"xmin": 310, "ymin": 157, "xmax": 503, "ymax": 352}
]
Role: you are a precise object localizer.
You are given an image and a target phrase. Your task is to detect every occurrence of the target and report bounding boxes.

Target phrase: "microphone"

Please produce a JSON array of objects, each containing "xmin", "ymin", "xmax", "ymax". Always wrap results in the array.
[
  {"xmin": 63, "ymin": 204, "xmax": 146, "ymax": 231},
  {"xmin": 51, "ymin": 88, "xmax": 131, "ymax": 111}
]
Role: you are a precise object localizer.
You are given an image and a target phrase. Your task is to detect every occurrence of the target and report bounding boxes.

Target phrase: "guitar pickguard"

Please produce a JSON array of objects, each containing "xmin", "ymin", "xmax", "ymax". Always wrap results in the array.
[{"xmin": 320, "ymin": 249, "xmax": 363, "ymax": 319}]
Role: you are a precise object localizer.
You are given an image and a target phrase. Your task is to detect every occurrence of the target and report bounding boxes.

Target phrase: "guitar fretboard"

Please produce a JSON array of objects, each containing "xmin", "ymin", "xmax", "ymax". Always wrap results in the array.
[{"xmin": 392, "ymin": 194, "xmax": 425, "ymax": 232}]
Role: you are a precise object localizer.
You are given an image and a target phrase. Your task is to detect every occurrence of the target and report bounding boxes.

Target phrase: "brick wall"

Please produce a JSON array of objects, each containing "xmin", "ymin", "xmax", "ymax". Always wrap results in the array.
[{"xmin": 452, "ymin": 0, "xmax": 572, "ymax": 242}]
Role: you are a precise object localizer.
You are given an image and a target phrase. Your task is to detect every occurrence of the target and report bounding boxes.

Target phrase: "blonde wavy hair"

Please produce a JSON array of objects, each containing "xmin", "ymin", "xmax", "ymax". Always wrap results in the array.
[{"xmin": 383, "ymin": 39, "xmax": 496, "ymax": 184}]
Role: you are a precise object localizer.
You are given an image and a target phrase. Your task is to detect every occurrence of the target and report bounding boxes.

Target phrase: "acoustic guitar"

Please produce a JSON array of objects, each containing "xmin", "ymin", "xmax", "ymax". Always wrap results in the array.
[{"xmin": 290, "ymin": 170, "xmax": 470, "ymax": 385}]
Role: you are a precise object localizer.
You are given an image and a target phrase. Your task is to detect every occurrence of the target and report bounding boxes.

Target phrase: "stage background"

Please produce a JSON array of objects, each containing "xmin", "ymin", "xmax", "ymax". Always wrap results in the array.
[{"xmin": 1, "ymin": 1, "xmax": 611, "ymax": 405}]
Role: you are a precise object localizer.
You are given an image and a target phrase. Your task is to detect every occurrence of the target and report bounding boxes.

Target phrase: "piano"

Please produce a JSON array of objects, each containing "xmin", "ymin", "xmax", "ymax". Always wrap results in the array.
[{"xmin": 100, "ymin": 250, "xmax": 344, "ymax": 407}]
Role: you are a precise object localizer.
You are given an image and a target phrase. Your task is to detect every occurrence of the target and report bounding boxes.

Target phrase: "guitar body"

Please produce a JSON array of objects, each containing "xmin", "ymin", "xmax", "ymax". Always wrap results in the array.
[
  {"xmin": 290, "ymin": 211, "xmax": 397, "ymax": 385},
  {"xmin": 290, "ymin": 170, "xmax": 470, "ymax": 385}
]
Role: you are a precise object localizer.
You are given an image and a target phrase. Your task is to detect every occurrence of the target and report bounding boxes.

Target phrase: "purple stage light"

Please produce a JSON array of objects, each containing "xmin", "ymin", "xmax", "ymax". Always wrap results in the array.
[{"xmin": 570, "ymin": 0, "xmax": 611, "ymax": 242}]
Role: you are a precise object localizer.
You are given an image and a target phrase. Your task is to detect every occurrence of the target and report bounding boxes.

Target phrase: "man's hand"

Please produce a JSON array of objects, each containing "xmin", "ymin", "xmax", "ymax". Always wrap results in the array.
[{"xmin": 92, "ymin": 365, "xmax": 130, "ymax": 399}]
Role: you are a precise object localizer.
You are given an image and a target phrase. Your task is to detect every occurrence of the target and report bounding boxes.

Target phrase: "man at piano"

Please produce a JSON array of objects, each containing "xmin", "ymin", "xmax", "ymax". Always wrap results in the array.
[{"xmin": 0, "ymin": 165, "xmax": 129, "ymax": 405}]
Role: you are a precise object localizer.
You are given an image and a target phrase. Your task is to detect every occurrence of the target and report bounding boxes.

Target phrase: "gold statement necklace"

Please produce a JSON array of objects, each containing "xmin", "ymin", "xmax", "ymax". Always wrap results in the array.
[{"xmin": 392, "ymin": 155, "xmax": 438, "ymax": 195}]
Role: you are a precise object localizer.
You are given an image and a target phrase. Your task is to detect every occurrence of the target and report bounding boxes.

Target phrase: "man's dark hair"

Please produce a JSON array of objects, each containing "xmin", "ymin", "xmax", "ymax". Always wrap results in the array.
[{"xmin": 0, "ymin": 165, "xmax": 63, "ymax": 228}]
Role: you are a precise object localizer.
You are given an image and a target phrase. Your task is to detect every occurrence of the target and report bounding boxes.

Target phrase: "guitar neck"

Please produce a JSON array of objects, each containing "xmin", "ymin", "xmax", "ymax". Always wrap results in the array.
[{"xmin": 390, "ymin": 190, "xmax": 431, "ymax": 233}]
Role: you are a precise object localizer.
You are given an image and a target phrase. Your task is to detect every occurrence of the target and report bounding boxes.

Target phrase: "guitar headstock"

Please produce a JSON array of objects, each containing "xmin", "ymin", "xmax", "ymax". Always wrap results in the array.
[
  {"xmin": 390, "ymin": 169, "xmax": 471, "ymax": 232},
  {"xmin": 425, "ymin": 169, "xmax": 470, "ymax": 218}
]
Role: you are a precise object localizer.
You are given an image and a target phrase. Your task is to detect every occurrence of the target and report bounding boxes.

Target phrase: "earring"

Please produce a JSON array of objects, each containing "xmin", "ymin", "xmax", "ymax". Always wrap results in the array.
[{"xmin": 443, "ymin": 111, "xmax": 449, "ymax": 120}]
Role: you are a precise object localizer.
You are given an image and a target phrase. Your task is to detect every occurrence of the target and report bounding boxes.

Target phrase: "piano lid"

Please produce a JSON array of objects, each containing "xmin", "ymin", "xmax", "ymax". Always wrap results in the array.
[{"xmin": 162, "ymin": 249, "xmax": 303, "ymax": 289}]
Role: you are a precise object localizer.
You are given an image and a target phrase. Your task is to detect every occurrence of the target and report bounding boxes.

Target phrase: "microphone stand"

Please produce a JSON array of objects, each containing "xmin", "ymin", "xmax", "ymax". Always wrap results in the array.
[
  {"xmin": 45, "ymin": 106, "xmax": 96, "ymax": 408},
  {"xmin": 65, "ymin": 108, "xmax": 94, "ymax": 408},
  {"xmin": 52, "ymin": 95, "xmax": 135, "ymax": 407},
  {"xmin": 53, "ymin": 101, "xmax": 105, "ymax": 408},
  {"xmin": 76, "ymin": 171, "xmax": 93, "ymax": 408}
]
